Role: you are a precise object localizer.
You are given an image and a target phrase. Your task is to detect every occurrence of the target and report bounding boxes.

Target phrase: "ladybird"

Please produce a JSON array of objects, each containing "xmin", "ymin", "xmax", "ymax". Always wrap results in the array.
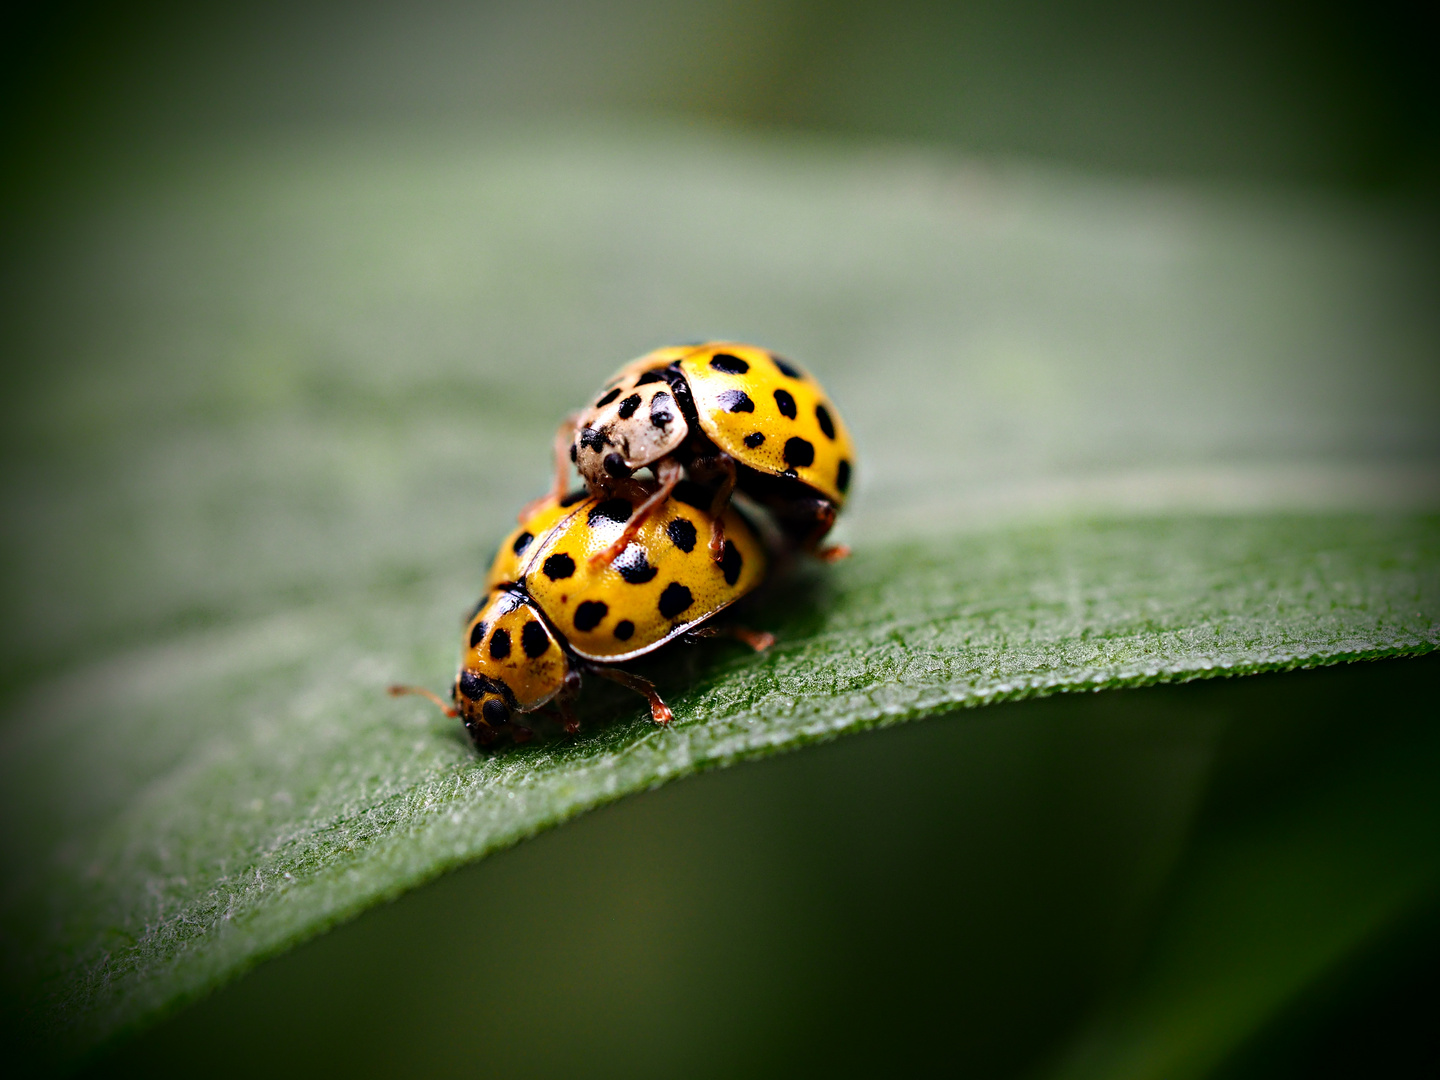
[
  {"xmin": 391, "ymin": 490, "xmax": 773, "ymax": 747},
  {"xmin": 531, "ymin": 342, "xmax": 854, "ymax": 566}
]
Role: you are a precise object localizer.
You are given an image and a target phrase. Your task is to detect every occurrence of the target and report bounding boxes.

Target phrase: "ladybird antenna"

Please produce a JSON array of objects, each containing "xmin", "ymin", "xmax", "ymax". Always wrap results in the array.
[{"xmin": 387, "ymin": 683, "xmax": 459, "ymax": 718}]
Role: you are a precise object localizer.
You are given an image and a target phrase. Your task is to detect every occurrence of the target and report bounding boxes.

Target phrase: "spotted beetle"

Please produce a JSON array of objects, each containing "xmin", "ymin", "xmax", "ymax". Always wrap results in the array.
[
  {"xmin": 391, "ymin": 489, "xmax": 773, "ymax": 746},
  {"xmin": 526, "ymin": 342, "xmax": 854, "ymax": 567}
]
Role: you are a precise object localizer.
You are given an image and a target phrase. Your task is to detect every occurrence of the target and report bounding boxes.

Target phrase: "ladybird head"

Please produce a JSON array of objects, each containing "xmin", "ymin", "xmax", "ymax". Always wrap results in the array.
[
  {"xmin": 453, "ymin": 589, "xmax": 566, "ymax": 744},
  {"xmin": 574, "ymin": 366, "xmax": 689, "ymax": 489}
]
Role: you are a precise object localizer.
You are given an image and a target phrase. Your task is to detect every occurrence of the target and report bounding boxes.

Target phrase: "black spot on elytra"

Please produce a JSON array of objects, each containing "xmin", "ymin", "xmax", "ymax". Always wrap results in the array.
[
  {"xmin": 603, "ymin": 452, "xmax": 629, "ymax": 478},
  {"xmin": 579, "ymin": 427, "xmax": 605, "ymax": 451},
  {"xmin": 815, "ymin": 403, "xmax": 836, "ymax": 439},
  {"xmin": 744, "ymin": 431, "xmax": 765, "ymax": 448},
  {"xmin": 719, "ymin": 540, "xmax": 743, "ymax": 585},
  {"xmin": 772, "ymin": 355, "xmax": 802, "ymax": 379},
  {"xmin": 784, "ymin": 436, "xmax": 815, "ymax": 468},
  {"xmin": 710, "ymin": 353, "xmax": 749, "ymax": 375},
  {"xmin": 658, "ymin": 582, "xmax": 694, "ymax": 619},
  {"xmin": 837, "ymin": 459, "xmax": 851, "ymax": 493},
  {"xmin": 617, "ymin": 393, "xmax": 641, "ymax": 419},
  {"xmin": 458, "ymin": 671, "xmax": 484, "ymax": 700},
  {"xmin": 649, "ymin": 391, "xmax": 675, "ymax": 427},
  {"xmin": 773, "ymin": 388, "xmax": 797, "ymax": 419},
  {"xmin": 543, "ymin": 552, "xmax": 576, "ymax": 579},
  {"xmin": 521, "ymin": 620, "xmax": 550, "ymax": 658},
  {"xmin": 489, "ymin": 628, "xmax": 511, "ymax": 660},
  {"xmin": 635, "ymin": 369, "xmax": 667, "ymax": 385},
  {"xmin": 569, "ymin": 443, "xmax": 578, "ymax": 463},
  {"xmin": 667, "ymin": 517, "xmax": 698, "ymax": 552},
  {"xmin": 469, "ymin": 621, "xmax": 487, "ymax": 648},
  {"xmin": 574, "ymin": 600, "xmax": 608, "ymax": 632},
  {"xmin": 595, "ymin": 387, "xmax": 621, "ymax": 408},
  {"xmin": 613, "ymin": 546, "xmax": 658, "ymax": 584},
  {"xmin": 614, "ymin": 620, "xmax": 635, "ymax": 640},
  {"xmin": 560, "ymin": 489, "xmax": 587, "ymax": 507},
  {"xmin": 588, "ymin": 498, "xmax": 633, "ymax": 526},
  {"xmin": 673, "ymin": 481, "xmax": 713, "ymax": 511},
  {"xmin": 512, "ymin": 531, "xmax": 534, "ymax": 556},
  {"xmin": 482, "ymin": 698, "xmax": 510, "ymax": 726},
  {"xmin": 717, "ymin": 388, "xmax": 755, "ymax": 413}
]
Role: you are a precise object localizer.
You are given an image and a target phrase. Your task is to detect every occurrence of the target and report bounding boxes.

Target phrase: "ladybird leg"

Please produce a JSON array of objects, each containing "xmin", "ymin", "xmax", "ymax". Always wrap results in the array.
[
  {"xmin": 593, "ymin": 666, "xmax": 674, "ymax": 725},
  {"xmin": 517, "ymin": 412, "xmax": 581, "ymax": 523},
  {"xmin": 703, "ymin": 454, "xmax": 737, "ymax": 562},
  {"xmin": 555, "ymin": 668, "xmax": 583, "ymax": 735},
  {"xmin": 794, "ymin": 498, "xmax": 849, "ymax": 561},
  {"xmin": 589, "ymin": 457, "xmax": 684, "ymax": 566},
  {"xmin": 387, "ymin": 684, "xmax": 459, "ymax": 719},
  {"xmin": 722, "ymin": 625, "xmax": 776, "ymax": 652}
]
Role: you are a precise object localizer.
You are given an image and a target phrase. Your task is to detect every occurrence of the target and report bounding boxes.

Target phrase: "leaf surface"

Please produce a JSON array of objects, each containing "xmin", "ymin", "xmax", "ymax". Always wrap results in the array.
[{"xmin": 0, "ymin": 124, "xmax": 1436, "ymax": 1060}]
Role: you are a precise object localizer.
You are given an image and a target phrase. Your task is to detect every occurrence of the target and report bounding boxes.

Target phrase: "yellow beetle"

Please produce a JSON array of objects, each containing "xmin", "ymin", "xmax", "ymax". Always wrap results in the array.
[
  {"xmin": 392, "ymin": 489, "xmax": 772, "ymax": 747},
  {"xmin": 532, "ymin": 342, "xmax": 855, "ymax": 567}
]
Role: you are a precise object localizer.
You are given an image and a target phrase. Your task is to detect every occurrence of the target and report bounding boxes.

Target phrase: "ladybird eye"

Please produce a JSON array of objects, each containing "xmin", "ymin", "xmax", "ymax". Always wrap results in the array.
[
  {"xmin": 482, "ymin": 698, "xmax": 510, "ymax": 726},
  {"xmin": 603, "ymin": 452, "xmax": 630, "ymax": 478}
]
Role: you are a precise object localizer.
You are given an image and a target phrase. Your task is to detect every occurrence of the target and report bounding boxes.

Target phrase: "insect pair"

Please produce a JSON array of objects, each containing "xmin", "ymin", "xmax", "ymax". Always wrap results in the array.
[{"xmin": 392, "ymin": 342, "xmax": 854, "ymax": 746}]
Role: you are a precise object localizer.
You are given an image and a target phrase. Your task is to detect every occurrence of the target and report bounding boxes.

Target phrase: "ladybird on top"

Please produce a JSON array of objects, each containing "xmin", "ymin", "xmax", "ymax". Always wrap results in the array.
[{"xmin": 528, "ymin": 342, "xmax": 854, "ymax": 568}]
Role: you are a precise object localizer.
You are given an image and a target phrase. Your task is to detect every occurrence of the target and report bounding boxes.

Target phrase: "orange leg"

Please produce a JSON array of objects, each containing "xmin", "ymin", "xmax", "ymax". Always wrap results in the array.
[
  {"xmin": 593, "ymin": 666, "xmax": 674, "ymax": 725},
  {"xmin": 817, "ymin": 544, "xmax": 851, "ymax": 562},
  {"xmin": 388, "ymin": 684, "xmax": 458, "ymax": 718},
  {"xmin": 725, "ymin": 625, "xmax": 776, "ymax": 651},
  {"xmin": 590, "ymin": 457, "xmax": 685, "ymax": 566},
  {"xmin": 702, "ymin": 455, "xmax": 737, "ymax": 562},
  {"xmin": 517, "ymin": 413, "xmax": 581, "ymax": 523}
]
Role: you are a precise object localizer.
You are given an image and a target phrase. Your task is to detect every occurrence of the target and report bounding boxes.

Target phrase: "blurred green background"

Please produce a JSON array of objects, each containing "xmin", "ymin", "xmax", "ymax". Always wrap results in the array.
[{"xmin": 2, "ymin": 1, "xmax": 1438, "ymax": 1077}]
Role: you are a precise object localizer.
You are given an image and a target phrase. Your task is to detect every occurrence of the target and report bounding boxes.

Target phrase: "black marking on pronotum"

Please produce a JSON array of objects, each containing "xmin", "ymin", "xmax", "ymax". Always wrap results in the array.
[
  {"xmin": 744, "ymin": 431, "xmax": 764, "ymax": 448},
  {"xmin": 603, "ymin": 452, "xmax": 629, "ymax": 478},
  {"xmin": 614, "ymin": 619, "xmax": 635, "ymax": 640},
  {"xmin": 489, "ymin": 628, "xmax": 511, "ymax": 660},
  {"xmin": 667, "ymin": 517, "xmax": 698, "ymax": 552},
  {"xmin": 543, "ymin": 552, "xmax": 576, "ymax": 579},
  {"xmin": 469, "ymin": 620, "xmax": 488, "ymax": 648},
  {"xmin": 717, "ymin": 388, "xmax": 755, "ymax": 413},
  {"xmin": 658, "ymin": 582, "xmax": 694, "ymax": 619},
  {"xmin": 482, "ymin": 698, "xmax": 510, "ymax": 726},
  {"xmin": 710, "ymin": 353, "xmax": 749, "ymax": 375},
  {"xmin": 521, "ymin": 620, "xmax": 550, "ymax": 658},
  {"xmin": 783, "ymin": 436, "xmax": 815, "ymax": 468},
  {"xmin": 836, "ymin": 459, "xmax": 851, "ymax": 494},
  {"xmin": 617, "ymin": 393, "xmax": 641, "ymax": 419},
  {"xmin": 512, "ymin": 531, "xmax": 534, "ymax": 556},
  {"xmin": 457, "ymin": 671, "xmax": 486, "ymax": 700},
  {"xmin": 672, "ymin": 481, "xmax": 713, "ymax": 512},
  {"xmin": 560, "ymin": 488, "xmax": 588, "ymax": 507},
  {"xmin": 635, "ymin": 369, "xmax": 667, "ymax": 385},
  {"xmin": 574, "ymin": 600, "xmax": 608, "ymax": 632},
  {"xmin": 649, "ymin": 391, "xmax": 675, "ymax": 428},
  {"xmin": 815, "ymin": 403, "xmax": 836, "ymax": 440},
  {"xmin": 771, "ymin": 354, "xmax": 802, "ymax": 379},
  {"xmin": 773, "ymin": 388, "xmax": 797, "ymax": 419},
  {"xmin": 579, "ymin": 427, "xmax": 606, "ymax": 451},
  {"xmin": 719, "ymin": 540, "xmax": 743, "ymax": 586},
  {"xmin": 588, "ymin": 498, "xmax": 633, "ymax": 526},
  {"xmin": 613, "ymin": 546, "xmax": 659, "ymax": 584},
  {"xmin": 595, "ymin": 387, "xmax": 622, "ymax": 408}
]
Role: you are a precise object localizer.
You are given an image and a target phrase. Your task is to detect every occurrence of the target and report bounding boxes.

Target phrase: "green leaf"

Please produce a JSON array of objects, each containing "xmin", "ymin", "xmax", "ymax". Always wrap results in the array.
[{"xmin": 1, "ymin": 123, "xmax": 1437, "ymax": 1064}]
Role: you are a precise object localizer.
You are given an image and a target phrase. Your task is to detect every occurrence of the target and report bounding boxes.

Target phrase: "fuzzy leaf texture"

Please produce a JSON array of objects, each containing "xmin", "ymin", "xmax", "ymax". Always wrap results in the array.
[{"xmin": 0, "ymin": 124, "xmax": 1437, "ymax": 1065}]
